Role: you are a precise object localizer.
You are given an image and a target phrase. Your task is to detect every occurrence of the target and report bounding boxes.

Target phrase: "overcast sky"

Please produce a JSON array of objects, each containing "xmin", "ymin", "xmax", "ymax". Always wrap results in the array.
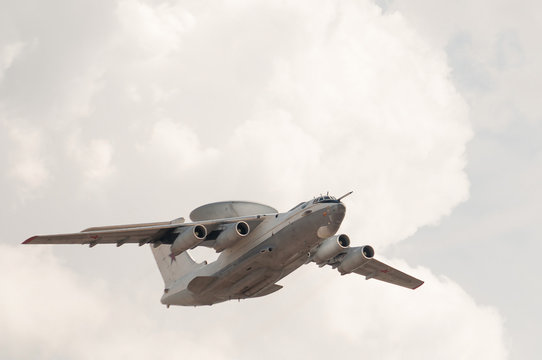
[{"xmin": 1, "ymin": 1, "xmax": 539, "ymax": 359}]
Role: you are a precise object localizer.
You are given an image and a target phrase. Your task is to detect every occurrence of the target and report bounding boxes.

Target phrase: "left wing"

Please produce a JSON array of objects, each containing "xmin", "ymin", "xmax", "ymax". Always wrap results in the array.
[
  {"xmin": 23, "ymin": 222, "xmax": 179, "ymax": 247},
  {"xmin": 23, "ymin": 216, "xmax": 265, "ymax": 247}
]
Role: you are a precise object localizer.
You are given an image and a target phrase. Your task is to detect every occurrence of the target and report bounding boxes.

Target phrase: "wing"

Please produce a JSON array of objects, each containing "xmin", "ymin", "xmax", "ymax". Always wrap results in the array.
[
  {"xmin": 311, "ymin": 243, "xmax": 423, "ymax": 290},
  {"xmin": 23, "ymin": 216, "xmax": 265, "ymax": 247},
  {"xmin": 352, "ymin": 258, "xmax": 424, "ymax": 290}
]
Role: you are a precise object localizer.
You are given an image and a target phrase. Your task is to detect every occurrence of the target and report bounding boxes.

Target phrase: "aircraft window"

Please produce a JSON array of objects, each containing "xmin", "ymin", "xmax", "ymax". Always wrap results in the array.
[{"xmin": 313, "ymin": 195, "xmax": 338, "ymax": 204}]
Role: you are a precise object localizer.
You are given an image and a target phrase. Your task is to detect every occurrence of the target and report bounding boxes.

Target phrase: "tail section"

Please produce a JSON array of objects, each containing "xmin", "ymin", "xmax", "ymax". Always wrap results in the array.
[{"xmin": 150, "ymin": 245, "xmax": 203, "ymax": 288}]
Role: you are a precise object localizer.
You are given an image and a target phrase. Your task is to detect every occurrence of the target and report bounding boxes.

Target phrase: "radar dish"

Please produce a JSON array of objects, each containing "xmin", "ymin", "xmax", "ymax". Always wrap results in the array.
[{"xmin": 190, "ymin": 201, "xmax": 278, "ymax": 221}]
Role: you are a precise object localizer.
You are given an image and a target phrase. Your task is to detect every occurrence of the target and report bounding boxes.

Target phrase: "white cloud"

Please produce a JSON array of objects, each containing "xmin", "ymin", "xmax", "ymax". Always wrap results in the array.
[
  {"xmin": 116, "ymin": 0, "xmax": 195, "ymax": 61},
  {"xmin": 64, "ymin": 66, "xmax": 104, "ymax": 119},
  {"xmin": 0, "ymin": 0, "xmax": 510, "ymax": 359},
  {"xmin": 107, "ymin": 0, "xmax": 472, "ymax": 233},
  {"xmin": 225, "ymin": 110, "xmax": 323, "ymax": 197},
  {"xmin": 0, "ymin": 245, "xmax": 108, "ymax": 358},
  {"xmin": 145, "ymin": 118, "xmax": 219, "ymax": 172},
  {"xmin": 0, "ymin": 41, "xmax": 24, "ymax": 81},
  {"xmin": 0, "ymin": 244, "xmax": 507, "ymax": 360},
  {"xmin": 0, "ymin": 244, "xmax": 231, "ymax": 359},
  {"xmin": 322, "ymin": 262, "xmax": 507, "ymax": 359},
  {"xmin": 380, "ymin": 0, "xmax": 542, "ymax": 130},
  {"xmin": 4, "ymin": 122, "xmax": 51, "ymax": 195},
  {"xmin": 67, "ymin": 132, "xmax": 115, "ymax": 183}
]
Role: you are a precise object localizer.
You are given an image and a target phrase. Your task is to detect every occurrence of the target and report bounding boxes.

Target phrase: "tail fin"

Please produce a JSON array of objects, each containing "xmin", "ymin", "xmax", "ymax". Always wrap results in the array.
[{"xmin": 150, "ymin": 245, "xmax": 204, "ymax": 288}]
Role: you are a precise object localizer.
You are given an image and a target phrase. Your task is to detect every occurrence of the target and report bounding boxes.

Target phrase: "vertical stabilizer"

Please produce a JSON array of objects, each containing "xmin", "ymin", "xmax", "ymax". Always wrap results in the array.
[{"xmin": 150, "ymin": 245, "xmax": 202, "ymax": 288}]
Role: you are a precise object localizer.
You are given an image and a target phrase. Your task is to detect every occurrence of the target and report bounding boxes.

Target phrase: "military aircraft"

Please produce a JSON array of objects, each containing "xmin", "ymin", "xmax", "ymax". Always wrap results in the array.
[{"xmin": 23, "ymin": 192, "xmax": 423, "ymax": 306}]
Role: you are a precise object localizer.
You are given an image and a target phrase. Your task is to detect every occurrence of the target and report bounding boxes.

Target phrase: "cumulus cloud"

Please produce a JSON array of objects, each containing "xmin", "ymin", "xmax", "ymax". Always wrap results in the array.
[
  {"xmin": 67, "ymin": 132, "xmax": 116, "ymax": 184},
  {"xmin": 0, "ymin": 245, "xmax": 108, "ymax": 358},
  {"xmin": 0, "ymin": 41, "xmax": 24, "ymax": 81},
  {"xmin": 381, "ymin": 0, "xmax": 542, "ymax": 130},
  {"xmin": 107, "ymin": 0, "xmax": 471, "ymax": 240},
  {"xmin": 0, "ymin": 0, "xmax": 508, "ymax": 359},
  {"xmin": 63, "ymin": 66, "xmax": 104, "ymax": 119},
  {"xmin": 116, "ymin": 0, "xmax": 195, "ymax": 60},
  {"xmin": 322, "ymin": 262, "xmax": 507, "ymax": 360},
  {"xmin": 225, "ymin": 110, "xmax": 322, "ymax": 196},
  {"xmin": 0, "ymin": 244, "xmax": 507, "ymax": 360},
  {"xmin": 0, "ymin": 244, "xmax": 231, "ymax": 359},
  {"xmin": 4, "ymin": 122, "xmax": 51, "ymax": 195},
  {"xmin": 145, "ymin": 118, "xmax": 219, "ymax": 172}
]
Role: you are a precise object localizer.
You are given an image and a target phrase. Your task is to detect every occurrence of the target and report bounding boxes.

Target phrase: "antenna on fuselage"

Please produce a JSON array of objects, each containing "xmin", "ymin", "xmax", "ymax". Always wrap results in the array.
[{"xmin": 337, "ymin": 191, "xmax": 353, "ymax": 201}]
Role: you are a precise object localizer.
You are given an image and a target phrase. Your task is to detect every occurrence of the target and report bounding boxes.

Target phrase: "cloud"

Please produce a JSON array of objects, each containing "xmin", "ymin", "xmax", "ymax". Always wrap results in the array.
[
  {"xmin": 379, "ymin": 0, "xmax": 542, "ymax": 131},
  {"xmin": 0, "ymin": 41, "xmax": 24, "ymax": 81},
  {"xmin": 0, "ymin": 0, "xmax": 508, "ymax": 359},
  {"xmin": 0, "ymin": 244, "xmax": 230, "ymax": 359},
  {"xmin": 67, "ymin": 132, "xmax": 116, "ymax": 184},
  {"xmin": 144, "ymin": 118, "xmax": 219, "ymax": 172},
  {"xmin": 0, "ymin": 244, "xmax": 507, "ymax": 360},
  {"xmin": 0, "ymin": 245, "xmax": 109, "ymax": 359},
  {"xmin": 97, "ymin": 0, "xmax": 472, "ymax": 239},
  {"xmin": 3, "ymin": 122, "xmax": 51, "ymax": 195},
  {"xmin": 322, "ymin": 261, "xmax": 507, "ymax": 359},
  {"xmin": 116, "ymin": 0, "xmax": 195, "ymax": 61},
  {"xmin": 225, "ymin": 110, "xmax": 323, "ymax": 196}
]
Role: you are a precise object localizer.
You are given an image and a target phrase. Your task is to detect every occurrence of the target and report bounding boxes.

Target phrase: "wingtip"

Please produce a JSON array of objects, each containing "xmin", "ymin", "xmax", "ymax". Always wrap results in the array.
[
  {"xmin": 22, "ymin": 236, "xmax": 37, "ymax": 244},
  {"xmin": 412, "ymin": 281, "xmax": 424, "ymax": 290}
]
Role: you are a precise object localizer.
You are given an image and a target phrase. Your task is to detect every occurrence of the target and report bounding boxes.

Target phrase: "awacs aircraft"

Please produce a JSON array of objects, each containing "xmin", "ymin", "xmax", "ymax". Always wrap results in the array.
[{"xmin": 23, "ymin": 192, "xmax": 423, "ymax": 306}]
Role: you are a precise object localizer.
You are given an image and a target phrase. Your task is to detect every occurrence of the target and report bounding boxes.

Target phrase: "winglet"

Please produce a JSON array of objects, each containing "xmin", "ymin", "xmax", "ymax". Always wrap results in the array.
[{"xmin": 22, "ymin": 236, "xmax": 37, "ymax": 245}]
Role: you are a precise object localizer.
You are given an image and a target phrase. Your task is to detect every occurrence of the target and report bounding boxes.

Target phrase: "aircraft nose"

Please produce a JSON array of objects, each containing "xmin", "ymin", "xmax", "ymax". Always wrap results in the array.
[{"xmin": 331, "ymin": 202, "xmax": 346, "ymax": 224}]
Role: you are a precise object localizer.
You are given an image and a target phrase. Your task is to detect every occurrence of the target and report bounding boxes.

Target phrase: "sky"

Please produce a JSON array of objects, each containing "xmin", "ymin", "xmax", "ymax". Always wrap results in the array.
[{"xmin": 0, "ymin": 0, "xmax": 539, "ymax": 359}]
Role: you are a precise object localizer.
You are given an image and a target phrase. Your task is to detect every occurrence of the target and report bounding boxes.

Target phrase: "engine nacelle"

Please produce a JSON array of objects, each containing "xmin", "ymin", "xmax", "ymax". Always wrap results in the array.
[
  {"xmin": 337, "ymin": 245, "xmax": 375, "ymax": 274},
  {"xmin": 313, "ymin": 234, "xmax": 350, "ymax": 265},
  {"xmin": 214, "ymin": 221, "xmax": 250, "ymax": 252},
  {"xmin": 170, "ymin": 225, "xmax": 207, "ymax": 256}
]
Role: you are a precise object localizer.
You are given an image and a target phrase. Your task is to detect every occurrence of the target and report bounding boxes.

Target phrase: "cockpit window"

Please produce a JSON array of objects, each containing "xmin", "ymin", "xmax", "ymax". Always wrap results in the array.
[
  {"xmin": 312, "ymin": 195, "xmax": 339, "ymax": 204},
  {"xmin": 290, "ymin": 195, "xmax": 339, "ymax": 211}
]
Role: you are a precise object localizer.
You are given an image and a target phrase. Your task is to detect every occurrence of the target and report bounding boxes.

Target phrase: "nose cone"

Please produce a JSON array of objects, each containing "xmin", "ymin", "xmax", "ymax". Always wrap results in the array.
[
  {"xmin": 317, "ymin": 202, "xmax": 346, "ymax": 239},
  {"xmin": 332, "ymin": 202, "xmax": 346, "ymax": 225}
]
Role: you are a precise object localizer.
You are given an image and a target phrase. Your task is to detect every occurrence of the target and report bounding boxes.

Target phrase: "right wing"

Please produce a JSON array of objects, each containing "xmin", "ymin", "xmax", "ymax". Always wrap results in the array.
[
  {"xmin": 352, "ymin": 258, "xmax": 424, "ymax": 290},
  {"xmin": 312, "ymin": 244, "xmax": 423, "ymax": 290},
  {"xmin": 23, "ymin": 216, "xmax": 265, "ymax": 247}
]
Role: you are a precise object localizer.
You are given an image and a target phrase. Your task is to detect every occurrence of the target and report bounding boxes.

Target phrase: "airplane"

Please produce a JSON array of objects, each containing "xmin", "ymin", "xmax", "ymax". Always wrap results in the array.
[{"xmin": 23, "ymin": 192, "xmax": 423, "ymax": 306}]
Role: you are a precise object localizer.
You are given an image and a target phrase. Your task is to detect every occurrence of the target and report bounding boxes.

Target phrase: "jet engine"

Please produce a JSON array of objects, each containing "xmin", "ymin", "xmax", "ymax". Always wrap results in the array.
[
  {"xmin": 214, "ymin": 221, "xmax": 250, "ymax": 252},
  {"xmin": 313, "ymin": 234, "xmax": 350, "ymax": 265},
  {"xmin": 337, "ymin": 245, "xmax": 375, "ymax": 274},
  {"xmin": 170, "ymin": 225, "xmax": 207, "ymax": 256}
]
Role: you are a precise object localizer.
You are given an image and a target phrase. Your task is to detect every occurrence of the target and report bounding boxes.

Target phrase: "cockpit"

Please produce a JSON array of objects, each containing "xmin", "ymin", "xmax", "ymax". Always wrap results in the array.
[
  {"xmin": 288, "ymin": 194, "xmax": 342, "ymax": 212},
  {"xmin": 312, "ymin": 195, "xmax": 339, "ymax": 204}
]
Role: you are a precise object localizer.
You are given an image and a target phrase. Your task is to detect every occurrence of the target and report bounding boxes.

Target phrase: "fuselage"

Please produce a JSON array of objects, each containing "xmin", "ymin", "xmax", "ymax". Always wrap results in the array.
[{"xmin": 162, "ymin": 198, "xmax": 346, "ymax": 306}]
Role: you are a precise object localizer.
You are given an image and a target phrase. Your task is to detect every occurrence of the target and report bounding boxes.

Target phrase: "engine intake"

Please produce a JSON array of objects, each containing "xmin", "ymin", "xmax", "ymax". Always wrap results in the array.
[
  {"xmin": 214, "ymin": 221, "xmax": 250, "ymax": 252},
  {"xmin": 170, "ymin": 225, "xmax": 208, "ymax": 256},
  {"xmin": 313, "ymin": 234, "xmax": 350, "ymax": 265},
  {"xmin": 337, "ymin": 245, "xmax": 375, "ymax": 274}
]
